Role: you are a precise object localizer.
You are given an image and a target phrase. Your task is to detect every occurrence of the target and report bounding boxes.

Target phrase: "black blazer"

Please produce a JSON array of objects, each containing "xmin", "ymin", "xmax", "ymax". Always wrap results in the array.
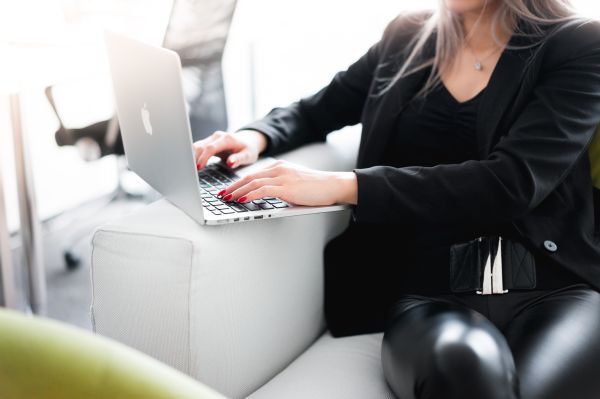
[{"xmin": 240, "ymin": 10, "xmax": 600, "ymax": 335}]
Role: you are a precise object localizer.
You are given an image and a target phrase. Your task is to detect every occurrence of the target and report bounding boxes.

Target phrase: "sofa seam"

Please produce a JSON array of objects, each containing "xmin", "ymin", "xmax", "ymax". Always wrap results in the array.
[{"xmin": 187, "ymin": 234, "xmax": 194, "ymax": 375}]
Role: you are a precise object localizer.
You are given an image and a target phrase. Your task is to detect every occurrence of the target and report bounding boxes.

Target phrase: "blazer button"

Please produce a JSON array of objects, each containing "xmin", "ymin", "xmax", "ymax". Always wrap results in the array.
[{"xmin": 543, "ymin": 240, "xmax": 558, "ymax": 252}]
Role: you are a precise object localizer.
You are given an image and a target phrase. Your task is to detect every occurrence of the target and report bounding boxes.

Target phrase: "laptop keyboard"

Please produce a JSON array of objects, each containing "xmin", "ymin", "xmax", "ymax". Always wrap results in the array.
[{"xmin": 198, "ymin": 163, "xmax": 289, "ymax": 216}]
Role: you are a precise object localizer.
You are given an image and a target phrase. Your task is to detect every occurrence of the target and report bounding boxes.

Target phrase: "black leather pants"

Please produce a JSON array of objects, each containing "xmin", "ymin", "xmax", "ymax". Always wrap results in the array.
[{"xmin": 381, "ymin": 283, "xmax": 600, "ymax": 399}]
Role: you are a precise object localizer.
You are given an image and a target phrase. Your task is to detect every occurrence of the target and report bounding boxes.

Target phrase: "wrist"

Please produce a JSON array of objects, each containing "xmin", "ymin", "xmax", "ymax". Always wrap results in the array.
[
  {"xmin": 332, "ymin": 171, "xmax": 358, "ymax": 205},
  {"xmin": 236, "ymin": 129, "xmax": 268, "ymax": 155}
]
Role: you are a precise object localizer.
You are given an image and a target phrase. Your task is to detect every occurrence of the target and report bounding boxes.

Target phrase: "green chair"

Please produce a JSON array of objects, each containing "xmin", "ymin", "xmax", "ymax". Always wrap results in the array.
[{"xmin": 0, "ymin": 309, "xmax": 227, "ymax": 399}]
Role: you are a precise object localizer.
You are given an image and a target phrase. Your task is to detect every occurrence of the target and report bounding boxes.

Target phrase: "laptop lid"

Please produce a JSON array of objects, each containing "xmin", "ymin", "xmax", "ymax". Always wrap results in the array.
[{"xmin": 104, "ymin": 31, "xmax": 205, "ymax": 224}]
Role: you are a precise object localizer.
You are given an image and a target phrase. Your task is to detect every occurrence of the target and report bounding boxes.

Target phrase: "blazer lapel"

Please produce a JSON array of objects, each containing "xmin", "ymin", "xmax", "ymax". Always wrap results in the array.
[
  {"xmin": 476, "ymin": 22, "xmax": 539, "ymax": 157},
  {"xmin": 357, "ymin": 36, "xmax": 435, "ymax": 168}
]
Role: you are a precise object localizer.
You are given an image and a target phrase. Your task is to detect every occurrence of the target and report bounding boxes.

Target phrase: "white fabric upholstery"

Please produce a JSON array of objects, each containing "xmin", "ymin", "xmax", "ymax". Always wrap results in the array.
[
  {"xmin": 248, "ymin": 333, "xmax": 395, "ymax": 399},
  {"xmin": 91, "ymin": 129, "xmax": 365, "ymax": 398}
]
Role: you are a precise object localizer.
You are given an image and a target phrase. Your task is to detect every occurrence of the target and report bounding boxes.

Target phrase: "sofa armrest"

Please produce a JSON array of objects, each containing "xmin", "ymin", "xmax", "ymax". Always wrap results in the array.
[{"xmin": 90, "ymin": 128, "xmax": 360, "ymax": 399}]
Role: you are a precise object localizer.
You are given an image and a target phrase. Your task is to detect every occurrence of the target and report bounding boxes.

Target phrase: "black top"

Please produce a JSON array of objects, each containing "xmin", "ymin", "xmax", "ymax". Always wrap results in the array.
[
  {"xmin": 379, "ymin": 81, "xmax": 584, "ymax": 293},
  {"xmin": 381, "ymin": 81, "xmax": 482, "ymax": 168}
]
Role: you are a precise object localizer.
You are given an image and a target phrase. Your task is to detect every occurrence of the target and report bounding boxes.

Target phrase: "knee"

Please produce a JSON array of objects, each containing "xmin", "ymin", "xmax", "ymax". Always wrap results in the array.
[
  {"xmin": 427, "ymin": 323, "xmax": 517, "ymax": 397},
  {"xmin": 382, "ymin": 303, "xmax": 518, "ymax": 399}
]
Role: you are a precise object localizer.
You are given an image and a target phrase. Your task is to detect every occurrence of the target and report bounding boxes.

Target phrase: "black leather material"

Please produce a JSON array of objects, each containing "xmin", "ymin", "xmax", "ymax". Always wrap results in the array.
[
  {"xmin": 449, "ymin": 236, "xmax": 487, "ymax": 293},
  {"xmin": 382, "ymin": 301, "xmax": 519, "ymax": 399},
  {"xmin": 502, "ymin": 238, "xmax": 536, "ymax": 289},
  {"xmin": 449, "ymin": 236, "xmax": 536, "ymax": 293},
  {"xmin": 382, "ymin": 284, "xmax": 600, "ymax": 399}
]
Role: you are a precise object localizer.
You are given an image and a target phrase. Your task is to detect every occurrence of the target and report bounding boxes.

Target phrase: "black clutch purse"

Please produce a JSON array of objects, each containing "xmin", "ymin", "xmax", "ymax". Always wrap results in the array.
[{"xmin": 449, "ymin": 236, "xmax": 537, "ymax": 294}]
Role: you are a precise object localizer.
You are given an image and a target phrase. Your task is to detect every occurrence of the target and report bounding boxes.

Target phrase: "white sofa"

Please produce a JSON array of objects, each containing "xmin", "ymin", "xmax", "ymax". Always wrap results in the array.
[{"xmin": 90, "ymin": 127, "xmax": 396, "ymax": 399}]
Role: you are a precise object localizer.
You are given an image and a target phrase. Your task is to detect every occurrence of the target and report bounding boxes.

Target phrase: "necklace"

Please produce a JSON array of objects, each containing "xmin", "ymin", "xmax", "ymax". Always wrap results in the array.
[{"xmin": 464, "ymin": 41, "xmax": 502, "ymax": 71}]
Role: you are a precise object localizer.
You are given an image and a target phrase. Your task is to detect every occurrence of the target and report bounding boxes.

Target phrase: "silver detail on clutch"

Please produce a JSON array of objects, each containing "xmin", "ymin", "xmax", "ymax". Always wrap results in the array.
[{"xmin": 477, "ymin": 237, "xmax": 509, "ymax": 295}]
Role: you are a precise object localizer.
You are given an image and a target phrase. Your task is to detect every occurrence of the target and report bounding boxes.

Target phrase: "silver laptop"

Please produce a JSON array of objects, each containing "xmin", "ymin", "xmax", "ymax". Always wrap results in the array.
[{"xmin": 104, "ymin": 31, "xmax": 349, "ymax": 225}]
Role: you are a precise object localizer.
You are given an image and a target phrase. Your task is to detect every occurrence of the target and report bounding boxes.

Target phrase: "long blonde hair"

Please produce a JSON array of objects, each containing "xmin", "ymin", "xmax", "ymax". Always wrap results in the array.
[{"xmin": 379, "ymin": 0, "xmax": 581, "ymax": 98}]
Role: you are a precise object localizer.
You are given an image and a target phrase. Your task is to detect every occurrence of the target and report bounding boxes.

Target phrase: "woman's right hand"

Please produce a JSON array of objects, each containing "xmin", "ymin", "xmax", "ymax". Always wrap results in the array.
[{"xmin": 193, "ymin": 129, "xmax": 268, "ymax": 170}]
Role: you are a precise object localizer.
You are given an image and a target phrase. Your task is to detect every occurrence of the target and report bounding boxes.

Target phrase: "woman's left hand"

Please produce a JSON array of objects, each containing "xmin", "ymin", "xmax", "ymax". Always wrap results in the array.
[{"xmin": 218, "ymin": 160, "xmax": 358, "ymax": 206}]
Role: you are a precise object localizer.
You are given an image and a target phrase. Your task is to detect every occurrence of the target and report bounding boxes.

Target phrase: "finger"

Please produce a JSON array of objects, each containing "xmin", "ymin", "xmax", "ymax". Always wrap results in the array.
[
  {"xmin": 218, "ymin": 167, "xmax": 283, "ymax": 197},
  {"xmin": 223, "ymin": 177, "xmax": 281, "ymax": 202},
  {"xmin": 226, "ymin": 149, "xmax": 252, "ymax": 169},
  {"xmin": 196, "ymin": 137, "xmax": 231, "ymax": 170},
  {"xmin": 192, "ymin": 141, "xmax": 206, "ymax": 166},
  {"xmin": 192, "ymin": 133, "xmax": 222, "ymax": 165},
  {"xmin": 237, "ymin": 185, "xmax": 285, "ymax": 204}
]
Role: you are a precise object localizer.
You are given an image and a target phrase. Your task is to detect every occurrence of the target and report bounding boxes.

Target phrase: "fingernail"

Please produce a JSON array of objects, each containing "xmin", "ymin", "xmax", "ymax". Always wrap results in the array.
[
  {"xmin": 237, "ymin": 196, "xmax": 248, "ymax": 203},
  {"xmin": 227, "ymin": 160, "xmax": 235, "ymax": 168},
  {"xmin": 196, "ymin": 163, "xmax": 201, "ymax": 170},
  {"xmin": 217, "ymin": 189, "xmax": 227, "ymax": 197},
  {"xmin": 223, "ymin": 194, "xmax": 233, "ymax": 201}
]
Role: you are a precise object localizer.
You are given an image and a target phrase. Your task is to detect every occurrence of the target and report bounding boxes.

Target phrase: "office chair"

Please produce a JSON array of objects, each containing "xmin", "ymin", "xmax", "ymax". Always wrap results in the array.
[{"xmin": 45, "ymin": 86, "xmax": 143, "ymax": 269}]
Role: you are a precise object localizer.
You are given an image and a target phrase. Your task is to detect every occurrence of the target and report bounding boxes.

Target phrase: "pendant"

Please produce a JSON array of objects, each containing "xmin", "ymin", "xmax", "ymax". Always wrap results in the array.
[{"xmin": 474, "ymin": 61, "xmax": 483, "ymax": 71}]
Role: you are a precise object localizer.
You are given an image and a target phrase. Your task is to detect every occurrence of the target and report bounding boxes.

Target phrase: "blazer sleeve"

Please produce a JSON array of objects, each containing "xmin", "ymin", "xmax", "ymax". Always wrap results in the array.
[
  {"xmin": 352, "ymin": 20, "xmax": 600, "ymax": 226},
  {"xmin": 235, "ymin": 18, "xmax": 399, "ymax": 157}
]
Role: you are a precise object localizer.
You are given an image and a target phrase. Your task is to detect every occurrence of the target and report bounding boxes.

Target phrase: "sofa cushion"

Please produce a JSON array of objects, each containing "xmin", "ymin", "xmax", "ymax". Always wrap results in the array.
[{"xmin": 247, "ymin": 332, "xmax": 396, "ymax": 399}]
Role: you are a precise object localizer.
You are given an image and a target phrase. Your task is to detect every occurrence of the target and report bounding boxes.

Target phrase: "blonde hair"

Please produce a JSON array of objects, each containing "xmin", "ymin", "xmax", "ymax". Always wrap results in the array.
[{"xmin": 378, "ymin": 0, "xmax": 581, "ymax": 98}]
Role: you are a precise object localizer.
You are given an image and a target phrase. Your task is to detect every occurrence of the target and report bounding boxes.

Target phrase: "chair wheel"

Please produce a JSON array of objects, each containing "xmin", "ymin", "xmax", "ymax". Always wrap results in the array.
[{"xmin": 64, "ymin": 251, "xmax": 81, "ymax": 270}]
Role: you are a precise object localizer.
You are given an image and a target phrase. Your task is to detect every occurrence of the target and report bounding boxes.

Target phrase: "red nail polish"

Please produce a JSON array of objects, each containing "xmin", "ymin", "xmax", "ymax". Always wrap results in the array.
[
  {"xmin": 238, "ymin": 196, "xmax": 248, "ymax": 203},
  {"xmin": 217, "ymin": 189, "xmax": 227, "ymax": 197},
  {"xmin": 227, "ymin": 160, "xmax": 235, "ymax": 168},
  {"xmin": 223, "ymin": 194, "xmax": 233, "ymax": 201},
  {"xmin": 196, "ymin": 163, "xmax": 201, "ymax": 170}
]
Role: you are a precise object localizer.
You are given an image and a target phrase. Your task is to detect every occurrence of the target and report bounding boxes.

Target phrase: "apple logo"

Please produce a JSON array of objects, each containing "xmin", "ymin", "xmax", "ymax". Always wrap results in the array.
[{"xmin": 141, "ymin": 102, "xmax": 153, "ymax": 135}]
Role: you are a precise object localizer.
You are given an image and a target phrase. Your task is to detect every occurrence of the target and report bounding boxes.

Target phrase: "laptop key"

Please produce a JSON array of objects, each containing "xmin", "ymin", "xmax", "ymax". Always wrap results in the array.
[
  {"xmin": 210, "ymin": 210, "xmax": 222, "ymax": 215},
  {"xmin": 230, "ymin": 204, "xmax": 248, "ymax": 213},
  {"xmin": 221, "ymin": 209, "xmax": 235, "ymax": 214},
  {"xmin": 273, "ymin": 202, "xmax": 289, "ymax": 208},
  {"xmin": 242, "ymin": 202, "xmax": 261, "ymax": 211},
  {"xmin": 213, "ymin": 174, "xmax": 230, "ymax": 182},
  {"xmin": 217, "ymin": 175, "xmax": 234, "ymax": 183},
  {"xmin": 252, "ymin": 199, "xmax": 266, "ymax": 204},
  {"xmin": 265, "ymin": 198, "xmax": 282, "ymax": 203},
  {"xmin": 258, "ymin": 203, "xmax": 274, "ymax": 210}
]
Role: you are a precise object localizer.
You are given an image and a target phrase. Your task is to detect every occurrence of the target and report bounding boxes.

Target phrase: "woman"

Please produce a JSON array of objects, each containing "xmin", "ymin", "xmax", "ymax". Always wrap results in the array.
[{"xmin": 192, "ymin": 1, "xmax": 600, "ymax": 398}]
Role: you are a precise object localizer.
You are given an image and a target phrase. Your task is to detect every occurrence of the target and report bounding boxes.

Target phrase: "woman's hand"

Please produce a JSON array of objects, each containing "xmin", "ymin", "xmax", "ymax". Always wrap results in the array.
[
  {"xmin": 193, "ymin": 130, "xmax": 268, "ymax": 170},
  {"xmin": 218, "ymin": 160, "xmax": 358, "ymax": 206}
]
